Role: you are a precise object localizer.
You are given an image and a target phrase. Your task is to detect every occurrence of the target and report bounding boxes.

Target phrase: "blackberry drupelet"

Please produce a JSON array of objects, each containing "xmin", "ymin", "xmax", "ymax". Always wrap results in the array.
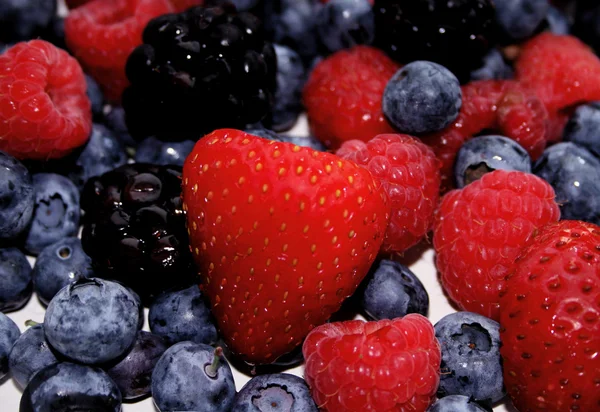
[
  {"xmin": 373, "ymin": 0, "xmax": 496, "ymax": 82},
  {"xmin": 122, "ymin": 4, "xmax": 277, "ymax": 142},
  {"xmin": 81, "ymin": 164, "xmax": 195, "ymax": 303}
]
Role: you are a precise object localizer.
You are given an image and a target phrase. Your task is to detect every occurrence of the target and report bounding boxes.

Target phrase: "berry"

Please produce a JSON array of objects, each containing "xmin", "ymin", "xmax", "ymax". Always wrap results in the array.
[
  {"xmin": 469, "ymin": 49, "xmax": 514, "ymax": 82},
  {"xmin": 245, "ymin": 127, "xmax": 282, "ymax": 141},
  {"xmin": 454, "ymin": 135, "xmax": 532, "ymax": 189},
  {"xmin": 9, "ymin": 323, "xmax": 59, "ymax": 389},
  {"xmin": 0, "ymin": 40, "xmax": 92, "ymax": 160},
  {"xmin": 103, "ymin": 105, "xmax": 137, "ymax": 148},
  {"xmin": 182, "ymin": 129, "xmax": 390, "ymax": 364},
  {"xmin": 122, "ymin": 4, "xmax": 277, "ymax": 141},
  {"xmin": 360, "ymin": 259, "xmax": 429, "ymax": 320},
  {"xmin": 545, "ymin": 5, "xmax": 570, "ymax": 35},
  {"xmin": 427, "ymin": 395, "xmax": 490, "ymax": 412},
  {"xmin": 231, "ymin": 373, "xmax": 318, "ymax": 411},
  {"xmin": 32, "ymin": 238, "xmax": 94, "ymax": 306},
  {"xmin": 533, "ymin": 142, "xmax": 600, "ymax": 225},
  {"xmin": 152, "ymin": 343, "xmax": 236, "ymax": 412},
  {"xmin": 207, "ymin": 0, "xmax": 261, "ymax": 11},
  {"xmin": 0, "ymin": 313, "xmax": 20, "ymax": 380},
  {"xmin": 0, "ymin": 248, "xmax": 32, "ymax": 312},
  {"xmin": 336, "ymin": 134, "xmax": 440, "ymax": 253},
  {"xmin": 499, "ymin": 220, "xmax": 600, "ymax": 411},
  {"xmin": 148, "ymin": 285, "xmax": 218, "ymax": 345},
  {"xmin": 304, "ymin": 46, "xmax": 400, "ymax": 149},
  {"xmin": 0, "ymin": 151, "xmax": 34, "ymax": 240},
  {"xmin": 41, "ymin": 16, "xmax": 67, "ymax": 51},
  {"xmin": 134, "ymin": 137, "xmax": 195, "ymax": 167},
  {"xmin": 573, "ymin": 0, "xmax": 600, "ymax": 54},
  {"xmin": 65, "ymin": 0, "xmax": 93, "ymax": 8},
  {"xmin": 44, "ymin": 278, "xmax": 140, "ymax": 365},
  {"xmin": 433, "ymin": 170, "xmax": 560, "ymax": 320},
  {"xmin": 435, "ymin": 312, "xmax": 505, "ymax": 405},
  {"xmin": 279, "ymin": 134, "xmax": 327, "ymax": 152},
  {"xmin": 302, "ymin": 315, "xmax": 441, "ymax": 411},
  {"xmin": 271, "ymin": 44, "xmax": 305, "ymax": 132},
  {"xmin": 81, "ymin": 163, "xmax": 195, "ymax": 302},
  {"xmin": 20, "ymin": 362, "xmax": 122, "ymax": 412},
  {"xmin": 383, "ymin": 61, "xmax": 462, "ymax": 135},
  {"xmin": 563, "ymin": 101, "xmax": 600, "ymax": 157},
  {"xmin": 494, "ymin": 0, "xmax": 550, "ymax": 41},
  {"xmin": 85, "ymin": 74, "xmax": 105, "ymax": 119},
  {"xmin": 0, "ymin": 0, "xmax": 57, "ymax": 43},
  {"xmin": 316, "ymin": 0, "xmax": 375, "ymax": 54}
]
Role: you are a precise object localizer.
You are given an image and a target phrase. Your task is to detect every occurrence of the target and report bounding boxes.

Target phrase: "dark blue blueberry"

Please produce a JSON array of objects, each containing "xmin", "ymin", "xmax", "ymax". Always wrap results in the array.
[
  {"xmin": 454, "ymin": 135, "xmax": 532, "ymax": 188},
  {"xmin": 134, "ymin": 137, "xmax": 195, "ymax": 167},
  {"xmin": 0, "ymin": 0, "xmax": 57, "ymax": 43},
  {"xmin": 246, "ymin": 127, "xmax": 282, "ymax": 141},
  {"xmin": 104, "ymin": 105, "xmax": 137, "ymax": 148},
  {"xmin": 231, "ymin": 373, "xmax": 318, "ymax": 412},
  {"xmin": 533, "ymin": 142, "xmax": 600, "ymax": 225},
  {"xmin": 32, "ymin": 238, "xmax": 94, "ymax": 306},
  {"xmin": 9, "ymin": 323, "xmax": 59, "ymax": 389},
  {"xmin": 0, "ymin": 248, "xmax": 32, "ymax": 312},
  {"xmin": 152, "ymin": 342, "xmax": 235, "ymax": 412},
  {"xmin": 316, "ymin": 0, "xmax": 374, "ymax": 54},
  {"xmin": 20, "ymin": 362, "xmax": 122, "ymax": 412},
  {"xmin": 206, "ymin": 0, "xmax": 261, "ymax": 11},
  {"xmin": 545, "ymin": 6, "xmax": 570, "ymax": 35},
  {"xmin": 0, "ymin": 151, "xmax": 34, "ymax": 240},
  {"xmin": 494, "ymin": 0, "xmax": 550, "ymax": 41},
  {"xmin": 106, "ymin": 331, "xmax": 168, "ymax": 401},
  {"xmin": 563, "ymin": 102, "xmax": 600, "ymax": 157},
  {"xmin": 469, "ymin": 49, "xmax": 514, "ymax": 82},
  {"xmin": 271, "ymin": 44, "xmax": 305, "ymax": 132},
  {"xmin": 24, "ymin": 173, "xmax": 80, "ymax": 255},
  {"xmin": 0, "ymin": 312, "xmax": 20, "ymax": 379},
  {"xmin": 435, "ymin": 312, "xmax": 505, "ymax": 405},
  {"xmin": 42, "ymin": 16, "xmax": 67, "ymax": 51},
  {"xmin": 383, "ymin": 61, "xmax": 462, "ymax": 135},
  {"xmin": 280, "ymin": 134, "xmax": 327, "ymax": 151},
  {"xmin": 149, "ymin": 285, "xmax": 218, "ymax": 346},
  {"xmin": 427, "ymin": 395, "xmax": 490, "ymax": 412},
  {"xmin": 44, "ymin": 278, "xmax": 140, "ymax": 365},
  {"xmin": 361, "ymin": 259, "xmax": 429, "ymax": 321},
  {"xmin": 574, "ymin": 1, "xmax": 600, "ymax": 54},
  {"xmin": 86, "ymin": 76, "xmax": 105, "ymax": 120}
]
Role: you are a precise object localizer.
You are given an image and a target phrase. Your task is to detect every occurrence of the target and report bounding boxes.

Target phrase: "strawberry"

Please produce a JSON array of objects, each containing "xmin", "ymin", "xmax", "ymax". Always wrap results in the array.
[{"xmin": 182, "ymin": 129, "xmax": 390, "ymax": 364}]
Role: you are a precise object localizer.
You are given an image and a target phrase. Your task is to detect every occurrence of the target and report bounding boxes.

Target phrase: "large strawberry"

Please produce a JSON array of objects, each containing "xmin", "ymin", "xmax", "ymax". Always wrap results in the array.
[{"xmin": 182, "ymin": 129, "xmax": 390, "ymax": 364}]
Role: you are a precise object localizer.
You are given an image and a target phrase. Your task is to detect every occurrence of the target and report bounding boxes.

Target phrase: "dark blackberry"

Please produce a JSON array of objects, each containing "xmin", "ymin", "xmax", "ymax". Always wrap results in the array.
[
  {"xmin": 373, "ymin": 0, "xmax": 496, "ymax": 82},
  {"xmin": 122, "ymin": 4, "xmax": 277, "ymax": 142},
  {"xmin": 81, "ymin": 164, "xmax": 196, "ymax": 303}
]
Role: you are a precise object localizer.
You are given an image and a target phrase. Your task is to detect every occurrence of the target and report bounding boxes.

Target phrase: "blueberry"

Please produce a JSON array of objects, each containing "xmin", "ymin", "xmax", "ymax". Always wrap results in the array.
[
  {"xmin": 104, "ymin": 105, "xmax": 137, "ymax": 148},
  {"xmin": 134, "ymin": 137, "xmax": 195, "ymax": 167},
  {"xmin": 42, "ymin": 16, "xmax": 67, "ymax": 51},
  {"xmin": 454, "ymin": 135, "xmax": 532, "ymax": 188},
  {"xmin": 20, "ymin": 362, "xmax": 122, "ymax": 412},
  {"xmin": 0, "ymin": 0, "xmax": 57, "ymax": 43},
  {"xmin": 246, "ymin": 127, "xmax": 283, "ymax": 141},
  {"xmin": 427, "ymin": 395, "xmax": 490, "ymax": 412},
  {"xmin": 32, "ymin": 238, "xmax": 94, "ymax": 306},
  {"xmin": 149, "ymin": 285, "xmax": 218, "ymax": 346},
  {"xmin": 383, "ymin": 61, "xmax": 462, "ymax": 135},
  {"xmin": 280, "ymin": 134, "xmax": 327, "ymax": 151},
  {"xmin": 0, "ymin": 151, "xmax": 34, "ymax": 240},
  {"xmin": 231, "ymin": 373, "xmax": 318, "ymax": 411},
  {"xmin": 469, "ymin": 49, "xmax": 514, "ymax": 82},
  {"xmin": 0, "ymin": 248, "xmax": 32, "ymax": 312},
  {"xmin": 44, "ymin": 278, "xmax": 140, "ymax": 365},
  {"xmin": 435, "ymin": 312, "xmax": 505, "ymax": 406},
  {"xmin": 533, "ymin": 142, "xmax": 600, "ymax": 224},
  {"xmin": 106, "ymin": 331, "xmax": 168, "ymax": 401},
  {"xmin": 545, "ymin": 6, "xmax": 570, "ymax": 35},
  {"xmin": 494, "ymin": 0, "xmax": 550, "ymax": 41},
  {"xmin": 206, "ymin": 0, "xmax": 261, "ymax": 11},
  {"xmin": 24, "ymin": 173, "xmax": 80, "ymax": 255},
  {"xmin": 9, "ymin": 323, "xmax": 59, "ymax": 389},
  {"xmin": 563, "ymin": 102, "xmax": 600, "ymax": 157},
  {"xmin": 271, "ymin": 44, "xmax": 305, "ymax": 132},
  {"xmin": 86, "ymin": 76, "xmax": 105, "ymax": 120},
  {"xmin": 574, "ymin": 0, "xmax": 600, "ymax": 54},
  {"xmin": 0, "ymin": 312, "xmax": 20, "ymax": 379},
  {"xmin": 316, "ymin": 0, "xmax": 374, "ymax": 54},
  {"xmin": 152, "ymin": 343, "xmax": 235, "ymax": 412}
]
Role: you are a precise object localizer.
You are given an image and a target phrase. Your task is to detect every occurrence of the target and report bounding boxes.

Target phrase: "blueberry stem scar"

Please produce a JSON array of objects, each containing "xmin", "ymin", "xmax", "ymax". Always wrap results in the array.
[
  {"xmin": 205, "ymin": 347, "xmax": 223, "ymax": 378},
  {"xmin": 25, "ymin": 319, "xmax": 39, "ymax": 327}
]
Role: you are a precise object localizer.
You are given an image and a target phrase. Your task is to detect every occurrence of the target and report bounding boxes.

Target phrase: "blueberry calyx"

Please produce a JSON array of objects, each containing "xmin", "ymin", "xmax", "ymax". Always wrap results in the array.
[{"xmin": 204, "ymin": 347, "xmax": 224, "ymax": 379}]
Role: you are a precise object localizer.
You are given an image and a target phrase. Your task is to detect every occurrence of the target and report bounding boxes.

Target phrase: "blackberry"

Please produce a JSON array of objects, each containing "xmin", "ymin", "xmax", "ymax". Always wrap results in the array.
[
  {"xmin": 373, "ymin": 0, "xmax": 496, "ymax": 82},
  {"xmin": 81, "ymin": 164, "xmax": 196, "ymax": 303},
  {"xmin": 122, "ymin": 4, "xmax": 277, "ymax": 142}
]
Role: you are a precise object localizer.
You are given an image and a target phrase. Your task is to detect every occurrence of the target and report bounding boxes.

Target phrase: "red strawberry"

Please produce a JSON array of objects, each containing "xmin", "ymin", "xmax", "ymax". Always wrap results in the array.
[
  {"xmin": 302, "ymin": 314, "xmax": 441, "ymax": 411},
  {"xmin": 182, "ymin": 129, "xmax": 390, "ymax": 364},
  {"xmin": 500, "ymin": 220, "xmax": 600, "ymax": 411}
]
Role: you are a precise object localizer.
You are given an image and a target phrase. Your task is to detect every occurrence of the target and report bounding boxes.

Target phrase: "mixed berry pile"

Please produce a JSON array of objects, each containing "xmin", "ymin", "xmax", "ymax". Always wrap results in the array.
[{"xmin": 0, "ymin": 1, "xmax": 599, "ymax": 411}]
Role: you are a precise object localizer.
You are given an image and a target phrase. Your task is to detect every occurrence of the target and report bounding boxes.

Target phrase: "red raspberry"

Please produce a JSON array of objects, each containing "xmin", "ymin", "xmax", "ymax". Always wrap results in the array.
[
  {"xmin": 500, "ymin": 221, "xmax": 600, "ymax": 412},
  {"xmin": 303, "ymin": 314, "xmax": 441, "ymax": 412},
  {"xmin": 433, "ymin": 170, "xmax": 560, "ymax": 321},
  {"xmin": 303, "ymin": 46, "xmax": 400, "ymax": 149},
  {"xmin": 0, "ymin": 40, "xmax": 92, "ymax": 160},
  {"xmin": 337, "ymin": 134, "xmax": 441, "ymax": 253}
]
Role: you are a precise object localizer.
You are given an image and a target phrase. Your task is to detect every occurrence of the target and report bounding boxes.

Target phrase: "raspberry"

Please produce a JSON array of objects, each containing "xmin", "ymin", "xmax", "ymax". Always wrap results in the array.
[
  {"xmin": 303, "ymin": 314, "xmax": 441, "ymax": 412},
  {"xmin": 337, "ymin": 134, "xmax": 441, "ymax": 253},
  {"xmin": 433, "ymin": 170, "xmax": 560, "ymax": 321},
  {"xmin": 303, "ymin": 46, "xmax": 400, "ymax": 149},
  {"xmin": 0, "ymin": 40, "xmax": 92, "ymax": 160}
]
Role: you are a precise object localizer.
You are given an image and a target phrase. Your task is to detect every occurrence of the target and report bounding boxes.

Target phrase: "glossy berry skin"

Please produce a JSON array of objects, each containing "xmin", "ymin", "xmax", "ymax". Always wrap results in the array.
[
  {"xmin": 32, "ymin": 238, "xmax": 94, "ymax": 306},
  {"xmin": 533, "ymin": 142, "xmax": 600, "ymax": 225},
  {"xmin": 20, "ymin": 362, "xmax": 122, "ymax": 412},
  {"xmin": 0, "ymin": 248, "xmax": 32, "ymax": 312},
  {"xmin": 469, "ymin": 49, "xmax": 514, "ymax": 82},
  {"xmin": 152, "ymin": 342, "xmax": 236, "ymax": 412},
  {"xmin": 271, "ymin": 44, "xmax": 305, "ymax": 132},
  {"xmin": 304, "ymin": 46, "xmax": 400, "ymax": 149},
  {"xmin": 182, "ymin": 129, "xmax": 389, "ymax": 364},
  {"xmin": 246, "ymin": 128, "xmax": 328, "ymax": 151},
  {"xmin": 44, "ymin": 278, "xmax": 140, "ymax": 365},
  {"xmin": 563, "ymin": 102, "xmax": 600, "ymax": 157},
  {"xmin": 0, "ymin": 313, "xmax": 20, "ymax": 379},
  {"xmin": 232, "ymin": 373, "xmax": 318, "ymax": 412},
  {"xmin": 433, "ymin": 170, "xmax": 560, "ymax": 321},
  {"xmin": 427, "ymin": 395, "xmax": 489, "ymax": 412},
  {"xmin": 103, "ymin": 105, "xmax": 137, "ymax": 148},
  {"xmin": 337, "ymin": 134, "xmax": 440, "ymax": 253},
  {"xmin": 0, "ymin": 40, "xmax": 92, "ymax": 160},
  {"xmin": 499, "ymin": 221, "xmax": 600, "ymax": 411},
  {"xmin": 454, "ymin": 135, "xmax": 532, "ymax": 189},
  {"xmin": 9, "ymin": 324, "xmax": 59, "ymax": 389},
  {"xmin": 361, "ymin": 259, "xmax": 429, "ymax": 320},
  {"xmin": 135, "ymin": 137, "xmax": 195, "ymax": 167},
  {"xmin": 0, "ymin": 151, "xmax": 34, "ymax": 239},
  {"xmin": 494, "ymin": 0, "xmax": 549, "ymax": 41},
  {"xmin": 435, "ymin": 312, "xmax": 505, "ymax": 405},
  {"xmin": 85, "ymin": 75, "xmax": 104, "ymax": 119},
  {"xmin": 0, "ymin": 0, "xmax": 57, "ymax": 43},
  {"xmin": 303, "ymin": 315, "xmax": 441, "ymax": 412},
  {"xmin": 545, "ymin": 6, "xmax": 570, "ymax": 35},
  {"xmin": 149, "ymin": 285, "xmax": 218, "ymax": 346},
  {"xmin": 316, "ymin": 0, "xmax": 374, "ymax": 54}
]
